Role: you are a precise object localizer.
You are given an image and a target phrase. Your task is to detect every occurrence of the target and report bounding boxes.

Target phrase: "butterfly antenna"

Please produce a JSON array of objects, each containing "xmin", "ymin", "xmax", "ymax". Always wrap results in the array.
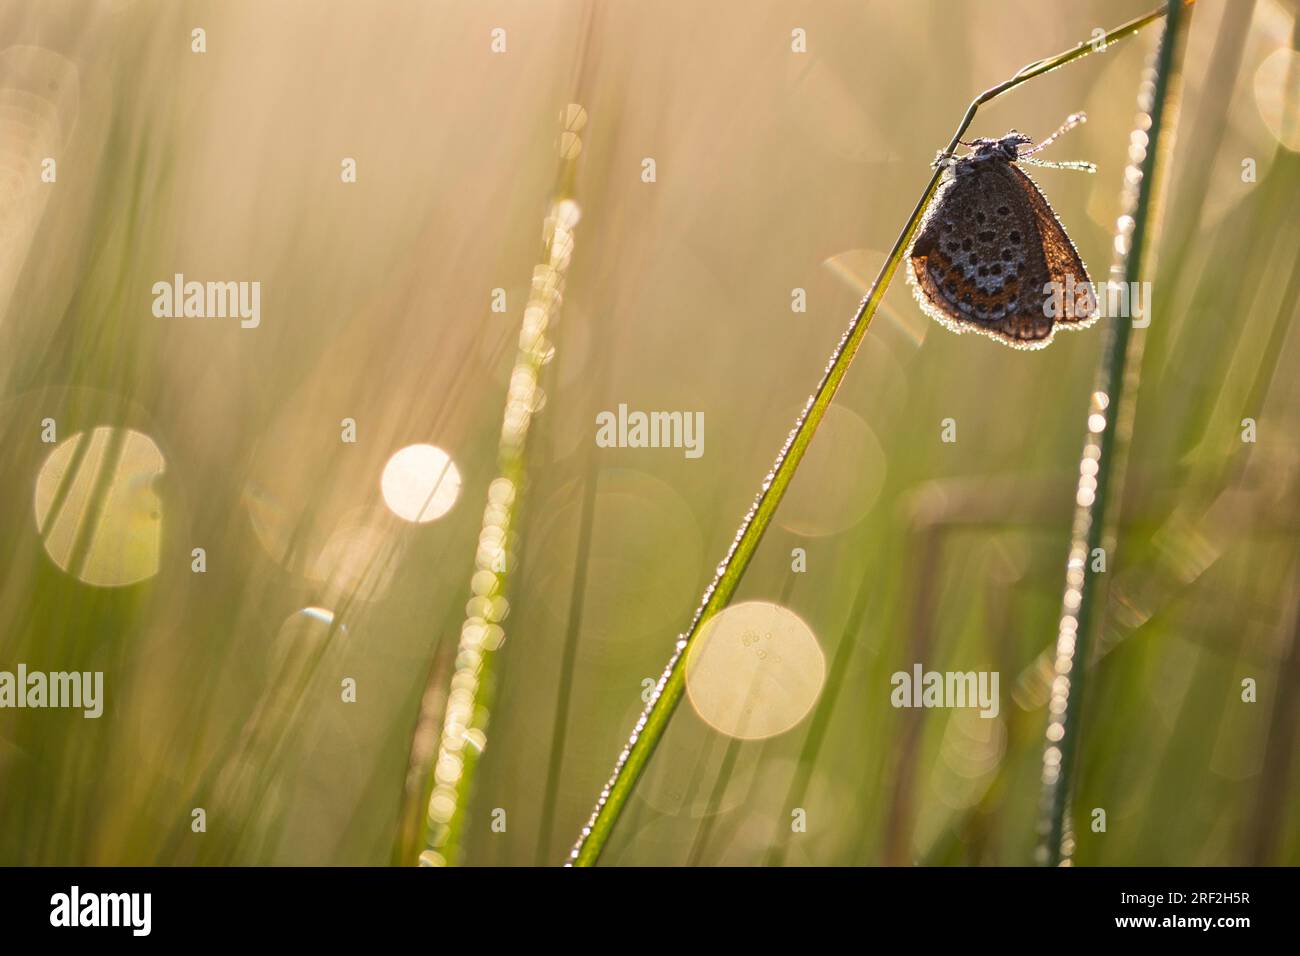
[
  {"xmin": 1019, "ymin": 112, "xmax": 1087, "ymax": 156},
  {"xmin": 1019, "ymin": 156, "xmax": 1096, "ymax": 174}
]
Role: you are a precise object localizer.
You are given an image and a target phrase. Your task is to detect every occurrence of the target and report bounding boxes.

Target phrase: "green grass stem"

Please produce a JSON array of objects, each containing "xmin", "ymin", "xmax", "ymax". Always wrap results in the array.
[
  {"xmin": 1037, "ymin": 0, "xmax": 1193, "ymax": 866},
  {"xmin": 569, "ymin": 3, "xmax": 1179, "ymax": 867}
]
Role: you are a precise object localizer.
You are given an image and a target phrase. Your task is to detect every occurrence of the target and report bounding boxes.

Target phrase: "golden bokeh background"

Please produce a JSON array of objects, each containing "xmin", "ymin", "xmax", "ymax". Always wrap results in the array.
[{"xmin": 0, "ymin": 0, "xmax": 1298, "ymax": 866}]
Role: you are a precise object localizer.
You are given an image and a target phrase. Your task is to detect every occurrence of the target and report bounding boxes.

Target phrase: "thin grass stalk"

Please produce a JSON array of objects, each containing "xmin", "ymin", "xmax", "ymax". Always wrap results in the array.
[
  {"xmin": 535, "ymin": 465, "xmax": 601, "ymax": 863},
  {"xmin": 396, "ymin": 112, "xmax": 586, "ymax": 865},
  {"xmin": 1250, "ymin": 553, "xmax": 1300, "ymax": 863},
  {"xmin": 568, "ymin": 4, "xmax": 1178, "ymax": 867},
  {"xmin": 684, "ymin": 567, "xmax": 796, "ymax": 864},
  {"xmin": 1037, "ymin": 0, "xmax": 1192, "ymax": 866},
  {"xmin": 765, "ymin": 557, "xmax": 871, "ymax": 866}
]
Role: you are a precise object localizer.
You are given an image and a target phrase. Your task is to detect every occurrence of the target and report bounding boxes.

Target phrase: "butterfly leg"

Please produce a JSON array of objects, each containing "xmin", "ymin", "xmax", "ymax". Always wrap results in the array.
[{"xmin": 931, "ymin": 149, "xmax": 961, "ymax": 170}]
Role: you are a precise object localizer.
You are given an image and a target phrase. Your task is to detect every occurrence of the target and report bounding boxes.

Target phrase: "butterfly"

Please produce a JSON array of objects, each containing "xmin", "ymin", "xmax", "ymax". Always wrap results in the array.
[{"xmin": 906, "ymin": 113, "xmax": 1099, "ymax": 350}]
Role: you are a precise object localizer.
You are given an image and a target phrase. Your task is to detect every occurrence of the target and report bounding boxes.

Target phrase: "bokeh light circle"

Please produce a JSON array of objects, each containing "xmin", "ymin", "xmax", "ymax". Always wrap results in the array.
[
  {"xmin": 380, "ymin": 444, "xmax": 461, "ymax": 523},
  {"xmin": 778, "ymin": 404, "xmax": 886, "ymax": 537},
  {"xmin": 1254, "ymin": 47, "xmax": 1300, "ymax": 152},
  {"xmin": 33, "ymin": 426, "xmax": 164, "ymax": 587},
  {"xmin": 686, "ymin": 601, "xmax": 826, "ymax": 740}
]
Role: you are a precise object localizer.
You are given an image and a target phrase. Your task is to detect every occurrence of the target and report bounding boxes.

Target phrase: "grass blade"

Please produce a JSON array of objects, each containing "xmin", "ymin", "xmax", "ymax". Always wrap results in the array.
[
  {"xmin": 395, "ymin": 107, "xmax": 588, "ymax": 866},
  {"xmin": 569, "ymin": 3, "xmax": 1179, "ymax": 867},
  {"xmin": 1036, "ymin": 0, "xmax": 1193, "ymax": 866}
]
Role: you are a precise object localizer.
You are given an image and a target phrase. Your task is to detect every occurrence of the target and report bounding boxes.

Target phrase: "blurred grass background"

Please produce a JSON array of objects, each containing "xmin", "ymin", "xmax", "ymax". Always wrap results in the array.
[{"xmin": 0, "ymin": 0, "xmax": 1297, "ymax": 865}]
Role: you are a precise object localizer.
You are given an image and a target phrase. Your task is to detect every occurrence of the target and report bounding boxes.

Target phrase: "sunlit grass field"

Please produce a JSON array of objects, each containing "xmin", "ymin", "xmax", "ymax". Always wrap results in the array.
[{"xmin": 0, "ymin": 0, "xmax": 1297, "ymax": 866}]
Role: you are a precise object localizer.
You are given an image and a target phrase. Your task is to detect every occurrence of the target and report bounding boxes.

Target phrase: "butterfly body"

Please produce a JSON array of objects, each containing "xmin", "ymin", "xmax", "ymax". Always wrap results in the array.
[{"xmin": 906, "ymin": 130, "xmax": 1098, "ymax": 350}]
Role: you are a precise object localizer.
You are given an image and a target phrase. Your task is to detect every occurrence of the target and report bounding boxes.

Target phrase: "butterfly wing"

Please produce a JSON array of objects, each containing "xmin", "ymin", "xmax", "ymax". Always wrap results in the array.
[
  {"xmin": 905, "ymin": 180, "xmax": 965, "ymax": 333},
  {"xmin": 1003, "ymin": 163, "xmax": 1097, "ymax": 329},
  {"xmin": 908, "ymin": 163, "xmax": 1056, "ymax": 348}
]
